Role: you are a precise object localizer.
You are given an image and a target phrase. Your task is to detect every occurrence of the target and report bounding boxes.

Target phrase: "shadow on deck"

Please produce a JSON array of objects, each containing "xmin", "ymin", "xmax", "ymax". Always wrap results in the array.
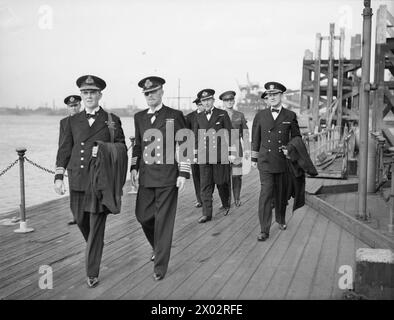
[{"xmin": 0, "ymin": 171, "xmax": 368, "ymax": 300}]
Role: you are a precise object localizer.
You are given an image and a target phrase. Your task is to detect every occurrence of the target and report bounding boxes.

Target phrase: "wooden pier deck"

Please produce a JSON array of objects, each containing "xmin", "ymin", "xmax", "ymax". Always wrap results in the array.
[{"xmin": 0, "ymin": 171, "xmax": 368, "ymax": 300}]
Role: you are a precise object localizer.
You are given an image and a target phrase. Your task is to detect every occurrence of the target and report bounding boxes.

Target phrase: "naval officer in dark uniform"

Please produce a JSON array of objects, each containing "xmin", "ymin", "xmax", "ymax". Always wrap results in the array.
[
  {"xmin": 251, "ymin": 82, "xmax": 301, "ymax": 241},
  {"xmin": 185, "ymin": 97, "xmax": 204, "ymax": 208},
  {"xmin": 219, "ymin": 90, "xmax": 250, "ymax": 207},
  {"xmin": 54, "ymin": 75, "xmax": 126, "ymax": 287},
  {"xmin": 130, "ymin": 76, "xmax": 190, "ymax": 281},
  {"xmin": 192, "ymin": 89, "xmax": 234, "ymax": 223},
  {"xmin": 59, "ymin": 95, "xmax": 82, "ymax": 225}
]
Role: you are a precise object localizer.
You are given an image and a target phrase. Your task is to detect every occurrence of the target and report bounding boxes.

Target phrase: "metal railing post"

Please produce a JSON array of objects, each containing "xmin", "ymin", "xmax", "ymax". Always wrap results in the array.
[
  {"xmin": 357, "ymin": 0, "xmax": 373, "ymax": 220},
  {"xmin": 14, "ymin": 147, "xmax": 34, "ymax": 233}
]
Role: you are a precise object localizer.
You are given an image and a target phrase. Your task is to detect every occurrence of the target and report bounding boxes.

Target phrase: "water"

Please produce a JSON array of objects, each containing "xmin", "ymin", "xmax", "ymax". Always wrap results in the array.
[{"xmin": 0, "ymin": 114, "xmax": 135, "ymax": 215}]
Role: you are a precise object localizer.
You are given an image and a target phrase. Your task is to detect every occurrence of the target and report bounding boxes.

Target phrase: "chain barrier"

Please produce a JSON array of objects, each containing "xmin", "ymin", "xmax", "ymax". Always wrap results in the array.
[
  {"xmin": 24, "ymin": 156, "xmax": 68, "ymax": 177},
  {"xmin": 1, "ymin": 141, "xmax": 134, "ymax": 179},
  {"xmin": 0, "ymin": 158, "xmax": 19, "ymax": 177}
]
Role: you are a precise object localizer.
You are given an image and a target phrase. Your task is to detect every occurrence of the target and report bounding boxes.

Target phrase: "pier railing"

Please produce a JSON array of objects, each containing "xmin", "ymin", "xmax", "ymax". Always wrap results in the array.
[{"xmin": 303, "ymin": 126, "xmax": 352, "ymax": 178}]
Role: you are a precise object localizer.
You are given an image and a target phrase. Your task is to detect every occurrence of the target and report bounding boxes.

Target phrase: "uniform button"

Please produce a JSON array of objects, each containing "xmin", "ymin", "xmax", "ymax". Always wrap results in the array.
[
  {"xmin": 81, "ymin": 150, "xmax": 84, "ymax": 153},
  {"xmin": 157, "ymin": 146, "xmax": 160, "ymax": 149},
  {"xmin": 157, "ymin": 138, "xmax": 161, "ymax": 142},
  {"xmin": 157, "ymin": 161, "xmax": 161, "ymax": 164},
  {"xmin": 278, "ymin": 140, "xmax": 281, "ymax": 143},
  {"xmin": 145, "ymin": 161, "xmax": 148, "ymax": 164},
  {"xmin": 81, "ymin": 157, "xmax": 84, "ymax": 161},
  {"xmin": 268, "ymin": 149, "xmax": 271, "ymax": 152},
  {"xmin": 279, "ymin": 131, "xmax": 281, "ymax": 133},
  {"xmin": 268, "ymin": 140, "xmax": 271, "ymax": 142},
  {"xmin": 81, "ymin": 142, "xmax": 84, "ymax": 146},
  {"xmin": 144, "ymin": 153, "xmax": 148, "ymax": 157},
  {"xmin": 144, "ymin": 146, "xmax": 147, "ymax": 149},
  {"xmin": 80, "ymin": 165, "xmax": 84, "ymax": 168},
  {"xmin": 157, "ymin": 153, "xmax": 161, "ymax": 156}
]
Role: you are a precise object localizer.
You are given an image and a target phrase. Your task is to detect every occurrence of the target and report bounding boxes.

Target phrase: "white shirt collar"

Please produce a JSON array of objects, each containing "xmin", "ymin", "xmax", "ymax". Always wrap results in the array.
[
  {"xmin": 147, "ymin": 103, "xmax": 163, "ymax": 114},
  {"xmin": 86, "ymin": 106, "xmax": 100, "ymax": 115}
]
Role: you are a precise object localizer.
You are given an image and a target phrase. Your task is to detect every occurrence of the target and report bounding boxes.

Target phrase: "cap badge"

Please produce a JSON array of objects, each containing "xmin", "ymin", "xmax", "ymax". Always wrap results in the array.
[
  {"xmin": 70, "ymin": 97, "xmax": 75, "ymax": 102},
  {"xmin": 145, "ymin": 79, "xmax": 153, "ymax": 88},
  {"xmin": 202, "ymin": 91, "xmax": 208, "ymax": 97},
  {"xmin": 270, "ymin": 84, "xmax": 274, "ymax": 90},
  {"xmin": 86, "ymin": 76, "xmax": 94, "ymax": 84}
]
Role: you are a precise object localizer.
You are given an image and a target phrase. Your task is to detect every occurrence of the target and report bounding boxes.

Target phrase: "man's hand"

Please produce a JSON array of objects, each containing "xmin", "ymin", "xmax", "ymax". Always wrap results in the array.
[
  {"xmin": 251, "ymin": 162, "xmax": 257, "ymax": 169},
  {"xmin": 280, "ymin": 146, "xmax": 291, "ymax": 159},
  {"xmin": 54, "ymin": 179, "xmax": 66, "ymax": 195},
  {"xmin": 131, "ymin": 169, "xmax": 139, "ymax": 188},
  {"xmin": 244, "ymin": 150, "xmax": 250, "ymax": 160},
  {"xmin": 176, "ymin": 176, "xmax": 186, "ymax": 192}
]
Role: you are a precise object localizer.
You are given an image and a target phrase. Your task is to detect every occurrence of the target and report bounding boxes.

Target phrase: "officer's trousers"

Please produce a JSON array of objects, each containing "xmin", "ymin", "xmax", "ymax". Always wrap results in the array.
[
  {"xmin": 232, "ymin": 175, "xmax": 242, "ymax": 201},
  {"xmin": 135, "ymin": 185, "xmax": 178, "ymax": 277},
  {"xmin": 70, "ymin": 190, "xmax": 107, "ymax": 278},
  {"xmin": 191, "ymin": 164, "xmax": 202, "ymax": 204},
  {"xmin": 258, "ymin": 171, "xmax": 288, "ymax": 234},
  {"xmin": 200, "ymin": 164, "xmax": 230, "ymax": 218}
]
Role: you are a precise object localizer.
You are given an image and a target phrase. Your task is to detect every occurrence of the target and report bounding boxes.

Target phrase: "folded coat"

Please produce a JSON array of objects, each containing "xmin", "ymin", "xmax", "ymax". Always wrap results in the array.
[
  {"xmin": 286, "ymin": 136, "xmax": 318, "ymax": 212},
  {"xmin": 85, "ymin": 141, "xmax": 128, "ymax": 214}
]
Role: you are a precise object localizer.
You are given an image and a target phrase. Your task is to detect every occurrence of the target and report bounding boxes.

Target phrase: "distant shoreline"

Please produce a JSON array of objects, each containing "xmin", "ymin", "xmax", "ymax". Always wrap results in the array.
[{"xmin": 0, "ymin": 107, "xmax": 140, "ymax": 117}]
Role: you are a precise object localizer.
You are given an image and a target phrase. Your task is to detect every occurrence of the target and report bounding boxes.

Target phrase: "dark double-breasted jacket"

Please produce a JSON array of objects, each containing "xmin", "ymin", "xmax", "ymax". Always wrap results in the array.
[
  {"xmin": 192, "ymin": 107, "xmax": 233, "ymax": 164},
  {"xmin": 251, "ymin": 106, "xmax": 301, "ymax": 173},
  {"xmin": 58, "ymin": 116, "xmax": 69, "ymax": 147},
  {"xmin": 130, "ymin": 105, "xmax": 190, "ymax": 188},
  {"xmin": 56, "ymin": 108, "xmax": 126, "ymax": 191},
  {"xmin": 185, "ymin": 110, "xmax": 200, "ymax": 130}
]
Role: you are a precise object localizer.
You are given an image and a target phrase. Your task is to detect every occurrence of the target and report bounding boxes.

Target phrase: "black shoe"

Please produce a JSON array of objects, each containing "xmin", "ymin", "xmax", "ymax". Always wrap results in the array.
[
  {"xmin": 257, "ymin": 232, "xmax": 269, "ymax": 241},
  {"xmin": 195, "ymin": 201, "xmax": 202, "ymax": 208},
  {"xmin": 279, "ymin": 224, "xmax": 287, "ymax": 230},
  {"xmin": 67, "ymin": 220, "xmax": 77, "ymax": 225},
  {"xmin": 198, "ymin": 216, "xmax": 212, "ymax": 223},
  {"xmin": 234, "ymin": 200, "xmax": 241, "ymax": 207},
  {"xmin": 217, "ymin": 206, "xmax": 230, "ymax": 215},
  {"xmin": 153, "ymin": 273, "xmax": 164, "ymax": 281},
  {"xmin": 87, "ymin": 277, "xmax": 99, "ymax": 288}
]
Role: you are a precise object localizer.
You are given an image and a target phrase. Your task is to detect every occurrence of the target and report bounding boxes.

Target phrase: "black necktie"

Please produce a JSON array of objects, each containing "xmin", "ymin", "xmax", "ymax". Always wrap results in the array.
[
  {"xmin": 149, "ymin": 111, "xmax": 159, "ymax": 118},
  {"xmin": 271, "ymin": 108, "xmax": 280, "ymax": 113},
  {"xmin": 205, "ymin": 109, "xmax": 212, "ymax": 115},
  {"xmin": 149, "ymin": 110, "xmax": 159, "ymax": 123},
  {"xmin": 86, "ymin": 111, "xmax": 99, "ymax": 119}
]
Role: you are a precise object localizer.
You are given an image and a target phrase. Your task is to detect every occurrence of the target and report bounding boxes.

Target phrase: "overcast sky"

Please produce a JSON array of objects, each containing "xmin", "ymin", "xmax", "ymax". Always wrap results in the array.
[{"xmin": 0, "ymin": 0, "xmax": 393, "ymax": 109}]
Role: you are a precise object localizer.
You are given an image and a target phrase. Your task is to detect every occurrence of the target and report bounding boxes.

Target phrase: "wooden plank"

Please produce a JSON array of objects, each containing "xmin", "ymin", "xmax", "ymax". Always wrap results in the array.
[
  {"xmin": 309, "ymin": 221, "xmax": 342, "ymax": 299},
  {"xmin": 188, "ymin": 224, "xmax": 261, "ymax": 300},
  {"xmin": 236, "ymin": 206, "xmax": 309, "ymax": 299},
  {"xmin": 331, "ymin": 229, "xmax": 357, "ymax": 299},
  {"xmin": 285, "ymin": 213, "xmax": 330, "ymax": 299},
  {"xmin": 120, "ymin": 198, "xmax": 259, "ymax": 299},
  {"xmin": 261, "ymin": 207, "xmax": 318, "ymax": 299},
  {"xmin": 151, "ymin": 211, "xmax": 259, "ymax": 300}
]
